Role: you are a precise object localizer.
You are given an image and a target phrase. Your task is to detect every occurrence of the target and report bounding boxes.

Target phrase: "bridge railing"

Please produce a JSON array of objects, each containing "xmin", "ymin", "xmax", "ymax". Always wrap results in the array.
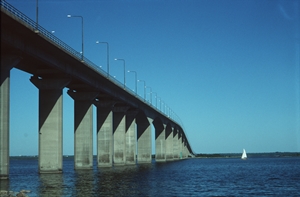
[{"xmin": 0, "ymin": 0, "xmax": 185, "ymax": 129}]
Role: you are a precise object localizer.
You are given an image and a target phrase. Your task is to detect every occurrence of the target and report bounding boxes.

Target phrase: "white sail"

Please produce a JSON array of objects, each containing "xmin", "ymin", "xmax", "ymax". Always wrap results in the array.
[{"xmin": 241, "ymin": 149, "xmax": 247, "ymax": 160}]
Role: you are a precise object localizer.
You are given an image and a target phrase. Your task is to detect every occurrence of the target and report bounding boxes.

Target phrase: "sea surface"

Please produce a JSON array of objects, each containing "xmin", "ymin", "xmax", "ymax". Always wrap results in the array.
[{"xmin": 1, "ymin": 156, "xmax": 300, "ymax": 196}]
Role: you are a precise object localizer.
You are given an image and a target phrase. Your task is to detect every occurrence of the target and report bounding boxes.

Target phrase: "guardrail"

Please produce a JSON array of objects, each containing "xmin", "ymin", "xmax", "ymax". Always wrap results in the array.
[{"xmin": 0, "ymin": 0, "xmax": 186, "ymax": 130}]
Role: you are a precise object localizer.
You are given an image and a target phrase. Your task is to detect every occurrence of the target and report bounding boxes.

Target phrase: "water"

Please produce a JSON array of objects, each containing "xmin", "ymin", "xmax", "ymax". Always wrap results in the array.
[{"xmin": 1, "ymin": 157, "xmax": 300, "ymax": 196}]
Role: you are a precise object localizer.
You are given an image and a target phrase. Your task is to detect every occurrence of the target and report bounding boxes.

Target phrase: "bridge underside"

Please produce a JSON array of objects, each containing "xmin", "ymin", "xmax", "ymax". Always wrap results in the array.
[{"xmin": 0, "ymin": 58, "xmax": 189, "ymax": 178}]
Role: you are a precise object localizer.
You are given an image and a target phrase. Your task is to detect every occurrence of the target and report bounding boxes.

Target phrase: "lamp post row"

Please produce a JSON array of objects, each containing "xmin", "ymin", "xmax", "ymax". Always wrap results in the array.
[
  {"xmin": 64, "ymin": 14, "xmax": 173, "ymax": 119},
  {"xmin": 32, "ymin": 1, "xmax": 175, "ymax": 120},
  {"xmin": 33, "ymin": 3, "xmax": 178, "ymax": 124}
]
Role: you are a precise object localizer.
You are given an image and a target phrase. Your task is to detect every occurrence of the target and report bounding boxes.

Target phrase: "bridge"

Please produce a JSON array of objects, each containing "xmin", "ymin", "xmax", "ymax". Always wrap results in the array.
[{"xmin": 0, "ymin": 1, "xmax": 194, "ymax": 179}]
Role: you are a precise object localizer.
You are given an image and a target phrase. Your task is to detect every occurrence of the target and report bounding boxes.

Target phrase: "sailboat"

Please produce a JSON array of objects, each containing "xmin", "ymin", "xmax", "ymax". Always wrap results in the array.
[{"xmin": 241, "ymin": 149, "xmax": 247, "ymax": 160}]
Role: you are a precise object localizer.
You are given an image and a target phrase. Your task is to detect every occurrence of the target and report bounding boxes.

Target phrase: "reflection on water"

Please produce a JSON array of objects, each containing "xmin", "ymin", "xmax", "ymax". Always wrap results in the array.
[
  {"xmin": 73, "ymin": 169, "xmax": 96, "ymax": 196},
  {"xmin": 2, "ymin": 157, "xmax": 300, "ymax": 196},
  {"xmin": 38, "ymin": 174, "xmax": 64, "ymax": 197},
  {"xmin": 0, "ymin": 179, "xmax": 9, "ymax": 192},
  {"xmin": 96, "ymin": 164, "xmax": 154, "ymax": 196},
  {"xmin": 35, "ymin": 161, "xmax": 156, "ymax": 196}
]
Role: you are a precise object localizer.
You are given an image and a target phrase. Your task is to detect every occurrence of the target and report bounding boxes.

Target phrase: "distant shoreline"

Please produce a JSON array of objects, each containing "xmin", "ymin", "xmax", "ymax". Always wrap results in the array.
[
  {"xmin": 9, "ymin": 152, "xmax": 300, "ymax": 158},
  {"xmin": 194, "ymin": 152, "xmax": 300, "ymax": 158}
]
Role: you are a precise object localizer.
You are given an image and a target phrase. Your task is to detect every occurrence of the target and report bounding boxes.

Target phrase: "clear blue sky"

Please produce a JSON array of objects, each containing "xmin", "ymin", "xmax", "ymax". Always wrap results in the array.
[{"xmin": 6, "ymin": 0, "xmax": 300, "ymax": 155}]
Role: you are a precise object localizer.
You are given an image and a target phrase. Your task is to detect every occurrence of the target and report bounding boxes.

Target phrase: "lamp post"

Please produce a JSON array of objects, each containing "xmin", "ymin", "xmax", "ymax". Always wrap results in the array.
[
  {"xmin": 128, "ymin": 70, "xmax": 137, "ymax": 95},
  {"xmin": 114, "ymin": 58, "xmax": 126, "ymax": 89},
  {"xmin": 146, "ymin": 86, "xmax": 152, "ymax": 105},
  {"xmin": 161, "ymin": 100, "xmax": 165, "ymax": 113},
  {"xmin": 96, "ymin": 41, "xmax": 109, "ymax": 78},
  {"xmin": 138, "ymin": 80, "xmax": 146, "ymax": 101},
  {"xmin": 166, "ymin": 105, "xmax": 169, "ymax": 117},
  {"xmin": 35, "ymin": 0, "xmax": 39, "ymax": 32},
  {"xmin": 152, "ymin": 92, "xmax": 157, "ymax": 108},
  {"xmin": 67, "ymin": 14, "xmax": 84, "ymax": 61},
  {"xmin": 157, "ymin": 96, "xmax": 161, "ymax": 111}
]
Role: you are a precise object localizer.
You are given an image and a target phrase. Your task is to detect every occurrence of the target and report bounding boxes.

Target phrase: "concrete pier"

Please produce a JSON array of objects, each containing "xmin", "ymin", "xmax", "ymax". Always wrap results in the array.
[
  {"xmin": 0, "ymin": 56, "xmax": 21, "ymax": 179},
  {"xmin": 125, "ymin": 109, "xmax": 138, "ymax": 165},
  {"xmin": 113, "ymin": 105, "xmax": 129, "ymax": 165},
  {"xmin": 68, "ymin": 90, "xmax": 98, "ymax": 169},
  {"xmin": 154, "ymin": 119, "xmax": 166, "ymax": 162},
  {"xmin": 173, "ymin": 129, "xmax": 179, "ymax": 160},
  {"xmin": 183, "ymin": 140, "xmax": 187, "ymax": 158},
  {"xmin": 94, "ymin": 100, "xmax": 114, "ymax": 167},
  {"xmin": 165, "ymin": 125, "xmax": 174, "ymax": 161},
  {"xmin": 178, "ymin": 132, "xmax": 183, "ymax": 159},
  {"xmin": 30, "ymin": 76, "xmax": 70, "ymax": 173},
  {"xmin": 136, "ymin": 112, "xmax": 152, "ymax": 163}
]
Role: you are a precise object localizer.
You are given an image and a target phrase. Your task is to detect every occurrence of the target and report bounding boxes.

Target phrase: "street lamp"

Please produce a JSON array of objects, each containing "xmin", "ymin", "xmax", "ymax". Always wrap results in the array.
[
  {"xmin": 167, "ymin": 106, "xmax": 170, "ymax": 118},
  {"xmin": 146, "ymin": 86, "xmax": 152, "ymax": 105},
  {"xmin": 114, "ymin": 58, "xmax": 126, "ymax": 89},
  {"xmin": 165, "ymin": 105, "xmax": 169, "ymax": 117},
  {"xmin": 67, "ymin": 14, "xmax": 84, "ymax": 61},
  {"xmin": 157, "ymin": 96, "xmax": 161, "ymax": 111},
  {"xmin": 152, "ymin": 92, "xmax": 157, "ymax": 108},
  {"xmin": 138, "ymin": 80, "xmax": 146, "ymax": 101},
  {"xmin": 96, "ymin": 41, "xmax": 110, "ymax": 78},
  {"xmin": 35, "ymin": 0, "xmax": 39, "ymax": 32},
  {"xmin": 161, "ymin": 100, "xmax": 165, "ymax": 114},
  {"xmin": 128, "ymin": 70, "xmax": 137, "ymax": 95}
]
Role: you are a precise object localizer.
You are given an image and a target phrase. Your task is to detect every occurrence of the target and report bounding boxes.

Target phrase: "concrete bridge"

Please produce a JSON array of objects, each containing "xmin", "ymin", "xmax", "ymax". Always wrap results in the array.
[{"xmin": 0, "ymin": 1, "xmax": 193, "ymax": 179}]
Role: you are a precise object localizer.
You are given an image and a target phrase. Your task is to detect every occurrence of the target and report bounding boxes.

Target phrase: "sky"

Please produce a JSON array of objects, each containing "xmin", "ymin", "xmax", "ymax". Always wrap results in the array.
[{"xmin": 5, "ymin": 0, "xmax": 300, "ymax": 155}]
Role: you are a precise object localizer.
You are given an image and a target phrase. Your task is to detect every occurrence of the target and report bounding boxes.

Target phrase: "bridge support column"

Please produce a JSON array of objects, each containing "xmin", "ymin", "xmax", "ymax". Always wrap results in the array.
[
  {"xmin": 154, "ymin": 120, "xmax": 166, "ymax": 162},
  {"xmin": 113, "ymin": 105, "xmax": 129, "ymax": 165},
  {"xmin": 183, "ymin": 140, "xmax": 187, "ymax": 158},
  {"xmin": 30, "ymin": 76, "xmax": 70, "ymax": 173},
  {"xmin": 68, "ymin": 90, "xmax": 98, "ymax": 169},
  {"xmin": 173, "ymin": 129, "xmax": 179, "ymax": 160},
  {"xmin": 125, "ymin": 109, "xmax": 138, "ymax": 165},
  {"xmin": 136, "ymin": 112, "xmax": 152, "ymax": 163},
  {"xmin": 165, "ymin": 125, "xmax": 174, "ymax": 161},
  {"xmin": 94, "ymin": 101, "xmax": 114, "ymax": 167},
  {"xmin": 186, "ymin": 143, "xmax": 189, "ymax": 158},
  {"xmin": 178, "ymin": 132, "xmax": 183, "ymax": 159},
  {"xmin": 0, "ymin": 56, "xmax": 21, "ymax": 179}
]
